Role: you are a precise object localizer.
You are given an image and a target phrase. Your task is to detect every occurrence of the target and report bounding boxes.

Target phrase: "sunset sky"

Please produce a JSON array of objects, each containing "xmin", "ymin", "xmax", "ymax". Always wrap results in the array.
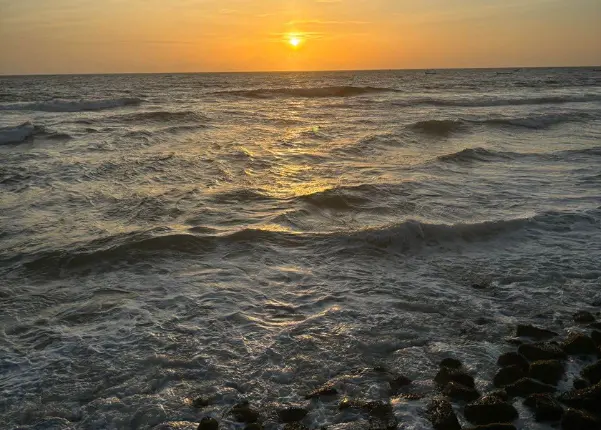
[{"xmin": 1, "ymin": 0, "xmax": 600, "ymax": 74}]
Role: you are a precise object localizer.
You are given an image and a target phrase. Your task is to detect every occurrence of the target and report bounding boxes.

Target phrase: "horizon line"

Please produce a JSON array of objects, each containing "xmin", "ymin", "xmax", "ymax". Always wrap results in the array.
[{"xmin": 1, "ymin": 65, "xmax": 600, "ymax": 78}]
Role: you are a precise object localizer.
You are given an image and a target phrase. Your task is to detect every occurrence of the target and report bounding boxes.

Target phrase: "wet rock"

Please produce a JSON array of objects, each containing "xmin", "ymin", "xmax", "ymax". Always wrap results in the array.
[
  {"xmin": 529, "ymin": 360, "xmax": 564, "ymax": 385},
  {"xmin": 493, "ymin": 365, "xmax": 526, "ymax": 388},
  {"xmin": 305, "ymin": 383, "xmax": 338, "ymax": 399},
  {"xmin": 367, "ymin": 416, "xmax": 398, "ymax": 430},
  {"xmin": 244, "ymin": 425, "xmax": 263, "ymax": 430},
  {"xmin": 497, "ymin": 352, "xmax": 529, "ymax": 370},
  {"xmin": 574, "ymin": 311, "xmax": 596, "ymax": 324},
  {"xmin": 574, "ymin": 379, "xmax": 589, "ymax": 390},
  {"xmin": 558, "ymin": 381, "xmax": 601, "ymax": 413},
  {"xmin": 464, "ymin": 425, "xmax": 517, "ymax": 430},
  {"xmin": 277, "ymin": 407, "xmax": 308, "ymax": 423},
  {"xmin": 562, "ymin": 333, "xmax": 598, "ymax": 355},
  {"xmin": 516, "ymin": 324, "xmax": 558, "ymax": 340},
  {"xmin": 524, "ymin": 393, "xmax": 564, "ymax": 422},
  {"xmin": 561, "ymin": 408, "xmax": 601, "ymax": 430},
  {"xmin": 488, "ymin": 390, "xmax": 509, "ymax": 401},
  {"xmin": 440, "ymin": 358, "xmax": 463, "ymax": 369},
  {"xmin": 518, "ymin": 342, "xmax": 567, "ymax": 361},
  {"xmin": 396, "ymin": 393, "xmax": 426, "ymax": 400},
  {"xmin": 464, "ymin": 395, "xmax": 519, "ymax": 425},
  {"xmin": 339, "ymin": 398, "xmax": 393, "ymax": 419},
  {"xmin": 442, "ymin": 381, "xmax": 480, "ymax": 402},
  {"xmin": 426, "ymin": 397, "xmax": 461, "ymax": 430},
  {"xmin": 582, "ymin": 360, "xmax": 601, "ymax": 385},
  {"xmin": 592, "ymin": 330, "xmax": 601, "ymax": 346},
  {"xmin": 388, "ymin": 374, "xmax": 412, "ymax": 395},
  {"xmin": 192, "ymin": 397, "xmax": 211, "ymax": 408},
  {"xmin": 197, "ymin": 417, "xmax": 218, "ymax": 430},
  {"xmin": 231, "ymin": 402, "xmax": 260, "ymax": 423},
  {"xmin": 434, "ymin": 367, "xmax": 475, "ymax": 388},
  {"xmin": 283, "ymin": 424, "xmax": 308, "ymax": 430},
  {"xmin": 505, "ymin": 378, "xmax": 556, "ymax": 397}
]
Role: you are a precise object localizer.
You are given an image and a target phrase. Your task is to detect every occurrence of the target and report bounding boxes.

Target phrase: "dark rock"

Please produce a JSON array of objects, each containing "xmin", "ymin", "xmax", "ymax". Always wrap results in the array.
[
  {"xmin": 558, "ymin": 382, "xmax": 601, "ymax": 413},
  {"xmin": 497, "ymin": 352, "xmax": 529, "ymax": 370},
  {"xmin": 368, "ymin": 416, "xmax": 399, "ymax": 430},
  {"xmin": 464, "ymin": 395, "xmax": 519, "ymax": 425},
  {"xmin": 561, "ymin": 408, "xmax": 601, "ymax": 430},
  {"xmin": 488, "ymin": 390, "xmax": 509, "ymax": 401},
  {"xmin": 198, "ymin": 417, "xmax": 218, "ymax": 430},
  {"xmin": 442, "ymin": 382, "xmax": 480, "ymax": 402},
  {"xmin": 283, "ymin": 424, "xmax": 308, "ymax": 430},
  {"xmin": 464, "ymin": 425, "xmax": 517, "ymax": 430},
  {"xmin": 244, "ymin": 425, "xmax": 263, "ymax": 430},
  {"xmin": 505, "ymin": 338, "xmax": 524, "ymax": 346},
  {"xmin": 574, "ymin": 311, "xmax": 596, "ymax": 324},
  {"xmin": 516, "ymin": 324, "xmax": 558, "ymax": 340},
  {"xmin": 339, "ymin": 398, "xmax": 393, "ymax": 419},
  {"xmin": 389, "ymin": 374, "xmax": 412, "ymax": 394},
  {"xmin": 505, "ymin": 378, "xmax": 556, "ymax": 397},
  {"xmin": 426, "ymin": 397, "xmax": 461, "ymax": 430},
  {"xmin": 592, "ymin": 330, "xmax": 601, "ymax": 346},
  {"xmin": 305, "ymin": 383, "xmax": 338, "ymax": 399},
  {"xmin": 518, "ymin": 342, "xmax": 567, "ymax": 361},
  {"xmin": 440, "ymin": 358, "xmax": 463, "ymax": 369},
  {"xmin": 562, "ymin": 333, "xmax": 598, "ymax": 355},
  {"xmin": 574, "ymin": 379, "xmax": 589, "ymax": 390},
  {"xmin": 471, "ymin": 283, "xmax": 487, "ymax": 290},
  {"xmin": 524, "ymin": 393, "xmax": 564, "ymax": 422},
  {"xmin": 529, "ymin": 360, "xmax": 564, "ymax": 385},
  {"xmin": 593, "ymin": 299, "xmax": 601, "ymax": 307},
  {"xmin": 277, "ymin": 407, "xmax": 308, "ymax": 423},
  {"xmin": 397, "ymin": 392, "xmax": 426, "ymax": 400},
  {"xmin": 192, "ymin": 397, "xmax": 211, "ymax": 408},
  {"xmin": 231, "ymin": 402, "xmax": 260, "ymax": 423},
  {"xmin": 493, "ymin": 365, "xmax": 526, "ymax": 388},
  {"xmin": 434, "ymin": 367, "xmax": 475, "ymax": 388},
  {"xmin": 590, "ymin": 323, "xmax": 601, "ymax": 330},
  {"xmin": 582, "ymin": 360, "xmax": 601, "ymax": 385}
]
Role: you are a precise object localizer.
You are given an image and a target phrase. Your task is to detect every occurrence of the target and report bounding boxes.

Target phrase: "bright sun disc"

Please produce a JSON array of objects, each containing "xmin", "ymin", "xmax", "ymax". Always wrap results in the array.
[{"xmin": 289, "ymin": 37, "xmax": 301, "ymax": 47}]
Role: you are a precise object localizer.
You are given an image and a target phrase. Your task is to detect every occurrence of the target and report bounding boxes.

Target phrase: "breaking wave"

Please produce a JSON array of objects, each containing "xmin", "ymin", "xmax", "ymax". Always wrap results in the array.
[
  {"xmin": 12, "ymin": 209, "xmax": 599, "ymax": 274},
  {"xmin": 0, "ymin": 122, "xmax": 71, "ymax": 145},
  {"xmin": 215, "ymin": 86, "xmax": 399, "ymax": 98},
  {"xmin": 0, "ymin": 97, "xmax": 142, "ymax": 112}
]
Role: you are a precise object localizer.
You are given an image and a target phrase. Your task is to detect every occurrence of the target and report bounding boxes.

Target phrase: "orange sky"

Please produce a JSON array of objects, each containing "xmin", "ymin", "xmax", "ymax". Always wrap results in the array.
[{"xmin": 1, "ymin": 0, "xmax": 600, "ymax": 74}]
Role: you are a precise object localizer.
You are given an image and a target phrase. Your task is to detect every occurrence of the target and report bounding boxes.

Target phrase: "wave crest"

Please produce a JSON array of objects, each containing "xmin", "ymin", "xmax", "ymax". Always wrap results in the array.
[
  {"xmin": 215, "ymin": 86, "xmax": 398, "ymax": 98},
  {"xmin": 408, "ymin": 119, "xmax": 466, "ymax": 136},
  {"xmin": 0, "ymin": 97, "xmax": 142, "ymax": 112},
  {"xmin": 394, "ymin": 94, "xmax": 601, "ymax": 108},
  {"xmin": 437, "ymin": 147, "xmax": 513, "ymax": 163},
  {"xmin": 0, "ymin": 122, "xmax": 71, "ymax": 145},
  {"xmin": 108, "ymin": 110, "xmax": 208, "ymax": 123}
]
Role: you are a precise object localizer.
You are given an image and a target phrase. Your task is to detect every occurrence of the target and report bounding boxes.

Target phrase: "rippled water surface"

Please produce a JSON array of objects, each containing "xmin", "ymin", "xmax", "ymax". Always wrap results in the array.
[{"xmin": 1, "ymin": 69, "xmax": 601, "ymax": 429}]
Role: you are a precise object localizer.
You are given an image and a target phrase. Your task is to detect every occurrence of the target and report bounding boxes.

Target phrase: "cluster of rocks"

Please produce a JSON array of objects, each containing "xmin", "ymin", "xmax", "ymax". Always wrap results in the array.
[
  {"xmin": 191, "ymin": 310, "xmax": 601, "ymax": 430},
  {"xmin": 427, "ymin": 311, "xmax": 601, "ymax": 430}
]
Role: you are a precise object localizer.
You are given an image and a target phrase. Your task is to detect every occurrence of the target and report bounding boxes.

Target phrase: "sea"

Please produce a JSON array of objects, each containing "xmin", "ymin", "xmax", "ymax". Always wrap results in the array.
[{"xmin": 1, "ymin": 68, "xmax": 600, "ymax": 429}]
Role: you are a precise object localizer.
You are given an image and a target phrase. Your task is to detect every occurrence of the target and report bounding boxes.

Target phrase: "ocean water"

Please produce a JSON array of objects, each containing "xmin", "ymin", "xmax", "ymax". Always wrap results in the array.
[{"xmin": 1, "ymin": 69, "xmax": 600, "ymax": 429}]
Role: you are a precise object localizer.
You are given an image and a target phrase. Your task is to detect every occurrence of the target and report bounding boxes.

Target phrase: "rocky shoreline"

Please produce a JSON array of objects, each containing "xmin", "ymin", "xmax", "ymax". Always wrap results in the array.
[{"xmin": 155, "ymin": 310, "xmax": 601, "ymax": 430}]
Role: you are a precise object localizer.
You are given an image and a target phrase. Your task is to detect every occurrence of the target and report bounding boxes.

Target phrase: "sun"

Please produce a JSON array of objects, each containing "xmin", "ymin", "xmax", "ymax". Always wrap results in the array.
[{"xmin": 288, "ymin": 36, "xmax": 302, "ymax": 48}]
